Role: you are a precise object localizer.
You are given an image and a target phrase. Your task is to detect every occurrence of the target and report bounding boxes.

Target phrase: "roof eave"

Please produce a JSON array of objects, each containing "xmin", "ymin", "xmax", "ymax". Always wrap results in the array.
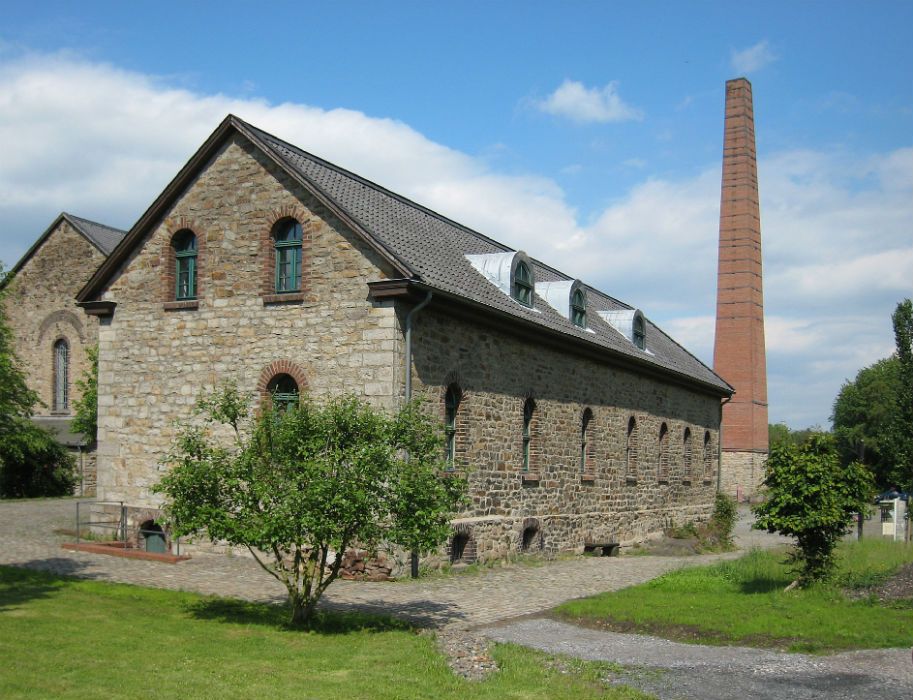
[{"xmin": 369, "ymin": 279, "xmax": 733, "ymax": 399}]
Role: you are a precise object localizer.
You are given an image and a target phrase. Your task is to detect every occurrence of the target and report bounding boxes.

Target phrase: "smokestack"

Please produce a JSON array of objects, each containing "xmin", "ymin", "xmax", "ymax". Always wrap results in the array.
[{"xmin": 713, "ymin": 77, "xmax": 769, "ymax": 501}]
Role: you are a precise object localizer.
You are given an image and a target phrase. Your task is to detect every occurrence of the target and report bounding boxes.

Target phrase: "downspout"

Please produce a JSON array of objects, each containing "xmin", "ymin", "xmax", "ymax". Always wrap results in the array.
[
  {"xmin": 403, "ymin": 289, "xmax": 432, "ymax": 578},
  {"xmin": 404, "ymin": 290, "xmax": 433, "ymax": 402},
  {"xmin": 717, "ymin": 396, "xmax": 731, "ymax": 494}
]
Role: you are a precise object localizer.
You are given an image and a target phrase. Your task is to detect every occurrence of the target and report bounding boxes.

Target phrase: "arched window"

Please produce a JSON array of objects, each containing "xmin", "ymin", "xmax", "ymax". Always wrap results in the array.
[
  {"xmin": 571, "ymin": 288, "xmax": 587, "ymax": 327},
  {"xmin": 173, "ymin": 230, "xmax": 197, "ymax": 300},
  {"xmin": 522, "ymin": 398, "xmax": 536, "ymax": 471},
  {"xmin": 53, "ymin": 338, "xmax": 69, "ymax": 412},
  {"xmin": 658, "ymin": 422, "xmax": 669, "ymax": 482},
  {"xmin": 580, "ymin": 408, "xmax": 593, "ymax": 473},
  {"xmin": 633, "ymin": 314, "xmax": 646, "ymax": 350},
  {"xmin": 683, "ymin": 427, "xmax": 693, "ymax": 483},
  {"xmin": 273, "ymin": 219, "xmax": 303, "ymax": 293},
  {"xmin": 703, "ymin": 431, "xmax": 713, "ymax": 481},
  {"xmin": 513, "ymin": 260, "xmax": 533, "ymax": 307},
  {"xmin": 267, "ymin": 373, "xmax": 299, "ymax": 414},
  {"xmin": 625, "ymin": 416, "xmax": 638, "ymax": 478},
  {"xmin": 444, "ymin": 385, "xmax": 462, "ymax": 470}
]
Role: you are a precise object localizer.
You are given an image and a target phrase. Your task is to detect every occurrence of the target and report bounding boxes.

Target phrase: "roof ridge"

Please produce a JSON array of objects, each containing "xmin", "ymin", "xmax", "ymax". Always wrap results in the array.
[
  {"xmin": 63, "ymin": 212, "xmax": 128, "ymax": 235},
  {"xmin": 237, "ymin": 118, "xmax": 514, "ymax": 254}
]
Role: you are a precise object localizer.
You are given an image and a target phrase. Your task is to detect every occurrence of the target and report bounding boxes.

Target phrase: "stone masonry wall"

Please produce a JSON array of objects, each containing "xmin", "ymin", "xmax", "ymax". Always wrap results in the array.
[
  {"xmin": 3, "ymin": 219, "xmax": 105, "ymax": 495},
  {"xmin": 3, "ymin": 220, "xmax": 106, "ymax": 417},
  {"xmin": 720, "ymin": 450, "xmax": 766, "ymax": 502},
  {"xmin": 95, "ymin": 135, "xmax": 400, "ymax": 505},
  {"xmin": 409, "ymin": 307, "xmax": 723, "ymax": 560}
]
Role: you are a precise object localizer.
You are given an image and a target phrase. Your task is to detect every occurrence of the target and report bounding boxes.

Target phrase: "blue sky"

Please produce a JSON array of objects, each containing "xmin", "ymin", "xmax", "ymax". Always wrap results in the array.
[{"xmin": 1, "ymin": 1, "xmax": 911, "ymax": 428}]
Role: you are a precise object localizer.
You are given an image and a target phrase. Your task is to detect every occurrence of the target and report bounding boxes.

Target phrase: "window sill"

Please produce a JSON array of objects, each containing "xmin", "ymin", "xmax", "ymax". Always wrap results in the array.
[
  {"xmin": 437, "ymin": 469, "xmax": 466, "ymax": 478},
  {"xmin": 580, "ymin": 474, "xmax": 596, "ymax": 484},
  {"xmin": 521, "ymin": 472, "xmax": 540, "ymax": 485},
  {"xmin": 163, "ymin": 300, "xmax": 199, "ymax": 311},
  {"xmin": 262, "ymin": 292, "xmax": 304, "ymax": 305}
]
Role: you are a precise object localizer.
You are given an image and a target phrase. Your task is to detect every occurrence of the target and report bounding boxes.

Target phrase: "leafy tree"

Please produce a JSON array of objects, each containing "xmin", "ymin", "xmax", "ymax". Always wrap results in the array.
[
  {"xmin": 0, "ymin": 263, "xmax": 76, "ymax": 498},
  {"xmin": 155, "ymin": 384, "xmax": 466, "ymax": 625},
  {"xmin": 71, "ymin": 345, "xmax": 98, "ymax": 443},
  {"xmin": 892, "ymin": 299, "xmax": 913, "ymax": 491},
  {"xmin": 769, "ymin": 423, "xmax": 827, "ymax": 449},
  {"xmin": 753, "ymin": 435, "xmax": 873, "ymax": 587},
  {"xmin": 831, "ymin": 357, "xmax": 902, "ymax": 488}
]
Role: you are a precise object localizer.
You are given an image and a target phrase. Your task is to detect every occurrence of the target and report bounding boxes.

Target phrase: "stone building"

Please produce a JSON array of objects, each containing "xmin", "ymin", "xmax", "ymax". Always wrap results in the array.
[
  {"xmin": 2, "ymin": 213, "xmax": 126, "ymax": 495},
  {"xmin": 77, "ymin": 115, "xmax": 733, "ymax": 561}
]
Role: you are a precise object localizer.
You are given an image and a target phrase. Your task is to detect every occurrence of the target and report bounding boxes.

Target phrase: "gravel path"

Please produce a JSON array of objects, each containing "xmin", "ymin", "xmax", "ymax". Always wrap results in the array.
[{"xmin": 483, "ymin": 618, "xmax": 913, "ymax": 699}]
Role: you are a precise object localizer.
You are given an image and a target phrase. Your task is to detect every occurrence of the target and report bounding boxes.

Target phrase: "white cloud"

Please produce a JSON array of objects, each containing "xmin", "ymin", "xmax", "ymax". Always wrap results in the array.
[
  {"xmin": 1, "ymin": 51, "xmax": 911, "ymax": 431},
  {"xmin": 731, "ymin": 40, "xmax": 777, "ymax": 74},
  {"xmin": 537, "ymin": 79, "xmax": 643, "ymax": 124}
]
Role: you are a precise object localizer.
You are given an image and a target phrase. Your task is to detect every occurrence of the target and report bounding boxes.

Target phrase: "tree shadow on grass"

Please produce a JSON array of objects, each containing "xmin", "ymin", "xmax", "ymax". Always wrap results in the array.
[
  {"xmin": 185, "ymin": 595, "xmax": 467, "ymax": 634},
  {"xmin": 738, "ymin": 576, "xmax": 790, "ymax": 594},
  {"xmin": 184, "ymin": 596, "xmax": 415, "ymax": 634},
  {"xmin": 0, "ymin": 559, "xmax": 99, "ymax": 611}
]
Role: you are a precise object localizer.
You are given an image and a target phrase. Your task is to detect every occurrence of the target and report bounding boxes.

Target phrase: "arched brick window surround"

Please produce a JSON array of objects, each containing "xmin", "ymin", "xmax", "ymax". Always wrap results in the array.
[
  {"xmin": 257, "ymin": 360, "xmax": 309, "ymax": 410},
  {"xmin": 580, "ymin": 408, "xmax": 595, "ymax": 475},
  {"xmin": 261, "ymin": 207, "xmax": 311, "ymax": 303},
  {"xmin": 161, "ymin": 218, "xmax": 204, "ymax": 307},
  {"xmin": 447, "ymin": 522, "xmax": 477, "ymax": 564},
  {"xmin": 521, "ymin": 397, "xmax": 540, "ymax": 473},
  {"xmin": 625, "ymin": 416, "xmax": 638, "ymax": 481},
  {"xmin": 703, "ymin": 431, "xmax": 714, "ymax": 483},
  {"xmin": 518, "ymin": 517, "xmax": 543, "ymax": 552},
  {"xmin": 658, "ymin": 422, "xmax": 670, "ymax": 483},
  {"xmin": 682, "ymin": 427, "xmax": 693, "ymax": 484}
]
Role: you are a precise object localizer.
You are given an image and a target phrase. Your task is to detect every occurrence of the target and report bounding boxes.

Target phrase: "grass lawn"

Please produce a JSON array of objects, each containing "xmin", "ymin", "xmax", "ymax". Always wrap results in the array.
[
  {"xmin": 0, "ymin": 566, "xmax": 651, "ymax": 700},
  {"xmin": 555, "ymin": 540, "xmax": 913, "ymax": 654}
]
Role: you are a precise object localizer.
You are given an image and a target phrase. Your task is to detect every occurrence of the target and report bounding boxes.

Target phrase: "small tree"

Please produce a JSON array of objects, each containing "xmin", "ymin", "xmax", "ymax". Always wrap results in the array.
[
  {"xmin": 71, "ymin": 344, "xmax": 98, "ymax": 443},
  {"xmin": 753, "ymin": 435, "xmax": 873, "ymax": 588},
  {"xmin": 155, "ymin": 384, "xmax": 466, "ymax": 625}
]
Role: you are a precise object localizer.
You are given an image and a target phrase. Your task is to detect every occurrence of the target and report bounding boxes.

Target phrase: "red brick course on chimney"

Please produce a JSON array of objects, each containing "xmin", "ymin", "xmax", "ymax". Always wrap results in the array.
[{"xmin": 713, "ymin": 78, "xmax": 769, "ymax": 455}]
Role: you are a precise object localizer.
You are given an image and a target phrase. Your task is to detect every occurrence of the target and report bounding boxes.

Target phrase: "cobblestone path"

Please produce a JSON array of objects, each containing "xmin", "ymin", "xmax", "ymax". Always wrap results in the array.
[{"xmin": 0, "ymin": 498, "xmax": 776, "ymax": 629}]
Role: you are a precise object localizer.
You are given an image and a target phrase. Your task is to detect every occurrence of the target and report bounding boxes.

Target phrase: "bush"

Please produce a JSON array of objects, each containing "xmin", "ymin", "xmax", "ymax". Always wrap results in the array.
[
  {"xmin": 0, "ymin": 420, "xmax": 76, "ymax": 498},
  {"xmin": 710, "ymin": 492, "xmax": 737, "ymax": 545}
]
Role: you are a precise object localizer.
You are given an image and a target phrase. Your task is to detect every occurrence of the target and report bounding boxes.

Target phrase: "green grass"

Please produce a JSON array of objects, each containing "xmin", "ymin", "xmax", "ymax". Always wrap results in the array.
[
  {"xmin": 555, "ymin": 540, "xmax": 913, "ymax": 654},
  {"xmin": 0, "ymin": 566, "xmax": 651, "ymax": 700}
]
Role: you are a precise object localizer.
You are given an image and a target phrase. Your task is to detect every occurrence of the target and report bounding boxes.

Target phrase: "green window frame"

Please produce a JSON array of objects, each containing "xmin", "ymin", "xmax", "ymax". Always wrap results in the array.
[
  {"xmin": 633, "ymin": 314, "xmax": 646, "ymax": 349},
  {"xmin": 444, "ymin": 386, "xmax": 461, "ymax": 470},
  {"xmin": 522, "ymin": 398, "xmax": 535, "ymax": 471},
  {"xmin": 513, "ymin": 261, "xmax": 533, "ymax": 307},
  {"xmin": 268, "ymin": 374, "xmax": 299, "ymax": 414},
  {"xmin": 173, "ymin": 230, "xmax": 197, "ymax": 300},
  {"xmin": 274, "ymin": 219, "xmax": 303, "ymax": 293},
  {"xmin": 571, "ymin": 288, "xmax": 586, "ymax": 327}
]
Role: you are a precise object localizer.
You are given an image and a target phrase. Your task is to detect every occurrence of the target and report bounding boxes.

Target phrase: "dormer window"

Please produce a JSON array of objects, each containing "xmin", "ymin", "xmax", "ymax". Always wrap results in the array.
[
  {"xmin": 598, "ymin": 309, "xmax": 647, "ymax": 350},
  {"xmin": 513, "ymin": 261, "xmax": 533, "ymax": 307},
  {"xmin": 571, "ymin": 288, "xmax": 586, "ymax": 327},
  {"xmin": 633, "ymin": 314, "xmax": 646, "ymax": 349}
]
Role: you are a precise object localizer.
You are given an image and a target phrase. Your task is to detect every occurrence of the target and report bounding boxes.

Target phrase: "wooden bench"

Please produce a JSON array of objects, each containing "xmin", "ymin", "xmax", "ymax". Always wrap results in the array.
[{"xmin": 583, "ymin": 541, "xmax": 620, "ymax": 557}]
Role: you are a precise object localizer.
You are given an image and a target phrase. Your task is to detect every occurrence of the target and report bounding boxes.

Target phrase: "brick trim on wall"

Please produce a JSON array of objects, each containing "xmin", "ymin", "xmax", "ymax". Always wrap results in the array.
[
  {"xmin": 160, "ymin": 216, "xmax": 205, "ymax": 305},
  {"xmin": 260, "ymin": 206, "xmax": 312, "ymax": 299},
  {"xmin": 256, "ymin": 359, "xmax": 309, "ymax": 409}
]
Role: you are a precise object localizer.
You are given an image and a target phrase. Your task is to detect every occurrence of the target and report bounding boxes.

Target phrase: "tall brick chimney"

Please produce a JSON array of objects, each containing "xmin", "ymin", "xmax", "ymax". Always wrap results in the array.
[{"xmin": 713, "ymin": 77, "xmax": 769, "ymax": 501}]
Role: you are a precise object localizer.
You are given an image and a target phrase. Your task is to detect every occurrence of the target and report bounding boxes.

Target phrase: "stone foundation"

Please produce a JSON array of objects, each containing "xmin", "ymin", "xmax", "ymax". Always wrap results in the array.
[{"xmin": 720, "ymin": 450, "xmax": 767, "ymax": 502}]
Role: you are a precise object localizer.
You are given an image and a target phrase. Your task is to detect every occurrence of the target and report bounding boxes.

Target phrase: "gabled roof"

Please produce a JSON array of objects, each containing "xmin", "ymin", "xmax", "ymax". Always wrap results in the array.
[
  {"xmin": 78, "ymin": 115, "xmax": 732, "ymax": 396},
  {"xmin": 5, "ymin": 213, "xmax": 127, "ymax": 280}
]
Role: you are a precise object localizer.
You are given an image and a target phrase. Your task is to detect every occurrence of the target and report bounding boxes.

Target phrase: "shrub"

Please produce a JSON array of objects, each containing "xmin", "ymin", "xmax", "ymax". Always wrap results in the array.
[{"xmin": 0, "ymin": 421, "xmax": 76, "ymax": 498}]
